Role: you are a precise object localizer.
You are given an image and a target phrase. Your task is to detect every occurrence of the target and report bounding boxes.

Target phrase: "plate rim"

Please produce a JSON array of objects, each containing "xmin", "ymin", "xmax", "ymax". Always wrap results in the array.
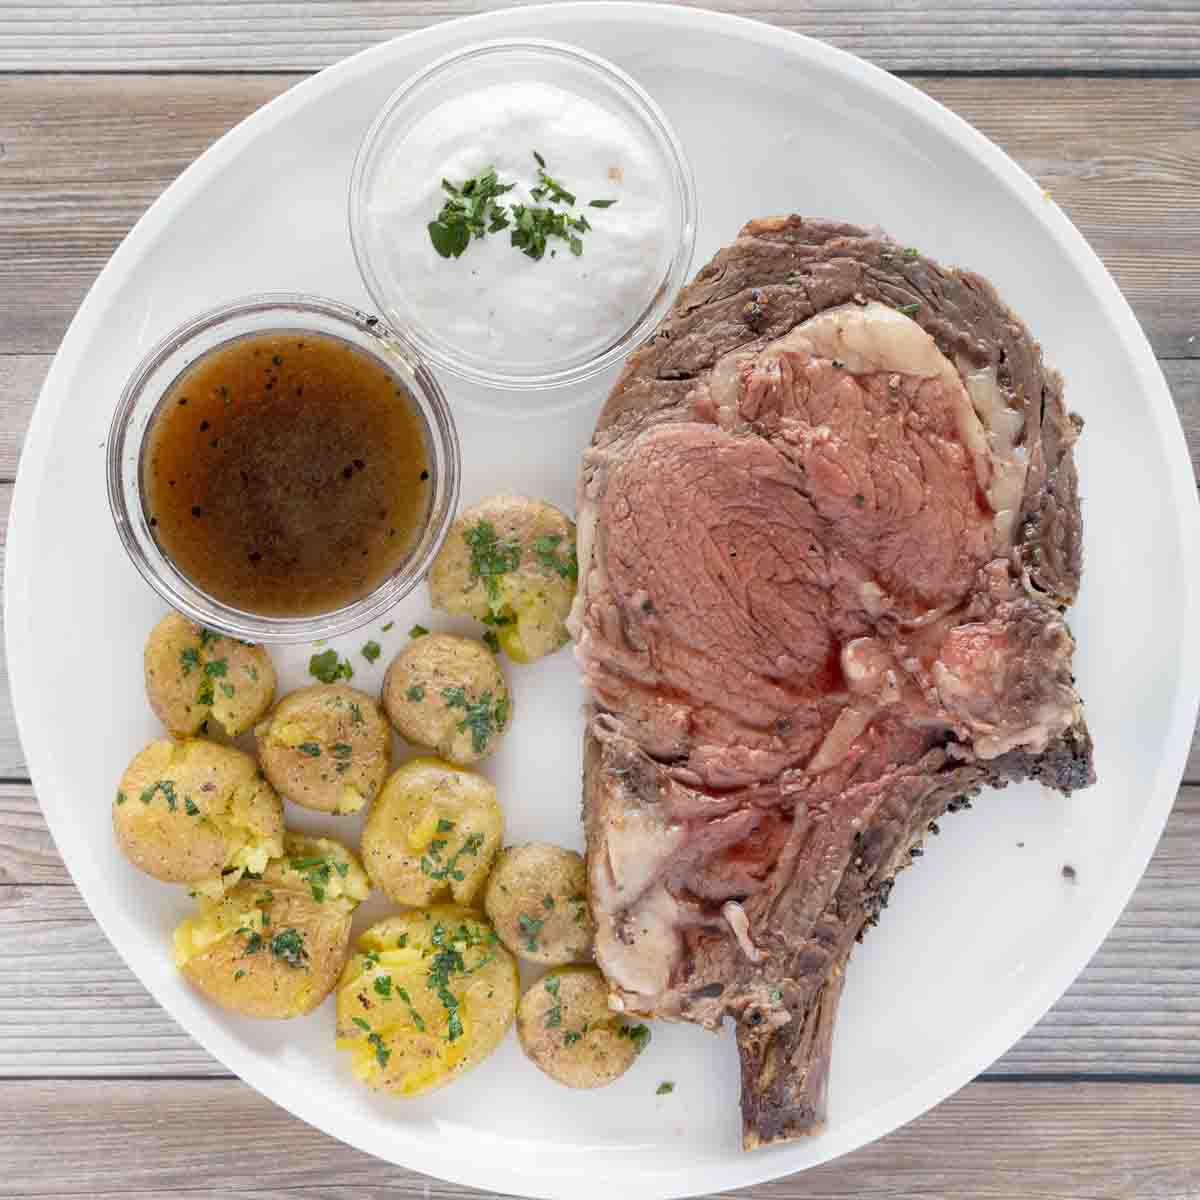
[{"xmin": 7, "ymin": 4, "xmax": 1199, "ymax": 1197}]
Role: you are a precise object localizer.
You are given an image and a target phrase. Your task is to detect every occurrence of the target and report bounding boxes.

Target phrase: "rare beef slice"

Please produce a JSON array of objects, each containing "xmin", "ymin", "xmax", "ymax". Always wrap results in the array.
[{"xmin": 570, "ymin": 216, "xmax": 1093, "ymax": 1149}]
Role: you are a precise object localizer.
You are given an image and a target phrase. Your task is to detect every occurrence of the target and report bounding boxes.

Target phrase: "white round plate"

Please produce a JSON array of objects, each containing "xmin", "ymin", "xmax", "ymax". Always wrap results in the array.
[{"xmin": 8, "ymin": 5, "xmax": 1199, "ymax": 1198}]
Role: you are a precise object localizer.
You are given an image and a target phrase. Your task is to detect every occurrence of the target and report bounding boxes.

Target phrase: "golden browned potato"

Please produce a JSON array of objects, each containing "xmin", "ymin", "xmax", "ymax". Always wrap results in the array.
[
  {"xmin": 427, "ymin": 496, "xmax": 577, "ymax": 663},
  {"xmin": 361, "ymin": 758, "xmax": 502, "ymax": 907},
  {"xmin": 255, "ymin": 684, "xmax": 391, "ymax": 814},
  {"xmin": 517, "ymin": 966, "xmax": 649, "ymax": 1088},
  {"xmin": 380, "ymin": 634, "xmax": 511, "ymax": 765},
  {"xmin": 484, "ymin": 843, "xmax": 594, "ymax": 965},
  {"xmin": 173, "ymin": 832, "xmax": 370, "ymax": 1019},
  {"xmin": 335, "ymin": 907, "xmax": 518, "ymax": 1096},
  {"xmin": 113, "ymin": 738, "xmax": 283, "ymax": 894},
  {"xmin": 144, "ymin": 611, "xmax": 276, "ymax": 737}
]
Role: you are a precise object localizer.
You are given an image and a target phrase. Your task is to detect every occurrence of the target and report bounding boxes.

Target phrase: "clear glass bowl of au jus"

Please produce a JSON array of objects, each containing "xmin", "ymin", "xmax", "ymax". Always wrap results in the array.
[
  {"xmin": 349, "ymin": 38, "xmax": 697, "ymax": 391},
  {"xmin": 107, "ymin": 294, "xmax": 460, "ymax": 643}
]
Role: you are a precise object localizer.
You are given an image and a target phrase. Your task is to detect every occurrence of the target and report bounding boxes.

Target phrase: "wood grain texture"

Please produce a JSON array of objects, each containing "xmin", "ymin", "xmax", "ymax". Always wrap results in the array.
[
  {"xmin": 2, "ymin": 785, "xmax": 1196, "ymax": 1078},
  {"xmin": 3, "ymin": 0, "xmax": 1200, "ymax": 73},
  {"xmin": 0, "ymin": 75, "xmax": 1198, "ymax": 356},
  {"xmin": 3, "ymin": 1078, "xmax": 1199, "ymax": 1198}
]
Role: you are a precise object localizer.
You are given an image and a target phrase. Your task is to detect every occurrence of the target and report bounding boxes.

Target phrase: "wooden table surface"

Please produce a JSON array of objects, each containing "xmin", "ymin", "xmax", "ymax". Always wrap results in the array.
[{"xmin": 2, "ymin": 3, "xmax": 1198, "ymax": 1196}]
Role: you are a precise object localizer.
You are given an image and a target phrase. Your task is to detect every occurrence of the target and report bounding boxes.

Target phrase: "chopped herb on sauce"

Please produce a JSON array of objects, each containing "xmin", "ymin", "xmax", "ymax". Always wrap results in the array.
[
  {"xmin": 409, "ymin": 624, "xmax": 429, "ymax": 639},
  {"xmin": 297, "ymin": 742, "xmax": 321, "ymax": 758},
  {"xmin": 361, "ymin": 640, "xmax": 382, "ymax": 663},
  {"xmin": 656, "ymin": 1081, "xmax": 675, "ymax": 1096},
  {"xmin": 406, "ymin": 684, "xmax": 425, "ymax": 703}
]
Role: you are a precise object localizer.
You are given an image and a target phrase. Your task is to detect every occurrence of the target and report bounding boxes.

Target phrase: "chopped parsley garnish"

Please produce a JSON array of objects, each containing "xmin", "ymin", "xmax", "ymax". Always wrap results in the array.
[
  {"xmin": 532, "ymin": 533, "xmax": 578, "ymax": 583},
  {"xmin": 395, "ymin": 985, "xmax": 426, "ymax": 1032},
  {"xmin": 297, "ymin": 742, "xmax": 321, "ymax": 757},
  {"xmin": 203, "ymin": 658, "xmax": 228, "ymax": 678},
  {"xmin": 902, "ymin": 246, "xmax": 919, "ymax": 259},
  {"xmin": 199, "ymin": 628, "xmax": 220, "ymax": 649},
  {"xmin": 309, "ymin": 648, "xmax": 353, "ymax": 683},
  {"xmin": 220, "ymin": 682, "xmax": 235, "ymax": 698},
  {"xmin": 409, "ymin": 624, "xmax": 429, "ymax": 638},
  {"xmin": 420, "ymin": 831, "xmax": 485, "ymax": 883},
  {"xmin": 290, "ymin": 855, "xmax": 333, "ymax": 901},
  {"xmin": 233, "ymin": 969, "xmax": 246, "ymax": 981},
  {"xmin": 428, "ymin": 165, "xmax": 515, "ymax": 259},
  {"xmin": 332, "ymin": 742, "xmax": 353, "ymax": 758},
  {"xmin": 184, "ymin": 797, "xmax": 200, "ymax": 817},
  {"xmin": 543, "ymin": 895, "xmax": 555, "ymax": 910},
  {"xmin": 180, "ymin": 647, "xmax": 199, "ymax": 676},
  {"xmin": 427, "ymin": 154, "xmax": 615, "ymax": 263},
  {"xmin": 619, "ymin": 1024, "xmax": 651, "ymax": 1052},
  {"xmin": 140, "ymin": 779, "xmax": 178, "ymax": 811},
  {"xmin": 442, "ymin": 685, "xmax": 507, "ymax": 754},
  {"xmin": 656, "ymin": 1081, "xmax": 675, "ymax": 1096},
  {"xmin": 518, "ymin": 913, "xmax": 545, "ymax": 954},
  {"xmin": 115, "ymin": 790, "xmax": 127, "ymax": 806},
  {"xmin": 425, "ymin": 921, "xmax": 493, "ymax": 1042},
  {"xmin": 768, "ymin": 986, "xmax": 783, "ymax": 1003},
  {"xmin": 897, "ymin": 302, "xmax": 921, "ymax": 317},
  {"xmin": 361, "ymin": 640, "xmax": 381, "ymax": 663},
  {"xmin": 543, "ymin": 975, "xmax": 563, "ymax": 1027},
  {"xmin": 406, "ymin": 684, "xmax": 425, "ymax": 703},
  {"xmin": 197, "ymin": 677, "xmax": 215, "ymax": 706},
  {"xmin": 373, "ymin": 974, "xmax": 392, "ymax": 999},
  {"xmin": 480, "ymin": 610, "xmax": 514, "ymax": 626},
  {"xmin": 368, "ymin": 1030, "xmax": 391, "ymax": 1068},
  {"xmin": 270, "ymin": 928, "xmax": 308, "ymax": 969},
  {"xmin": 436, "ymin": 818, "xmax": 455, "ymax": 834},
  {"xmin": 247, "ymin": 665, "xmax": 259, "ymax": 682},
  {"xmin": 483, "ymin": 630, "xmax": 501, "ymax": 654},
  {"xmin": 352, "ymin": 1016, "xmax": 371, "ymax": 1032},
  {"xmin": 240, "ymin": 930, "xmax": 263, "ymax": 956},
  {"xmin": 349, "ymin": 701, "xmax": 364, "ymax": 725},
  {"xmin": 463, "ymin": 519, "xmax": 521, "ymax": 603},
  {"xmin": 382, "ymin": 622, "xmax": 394, "ymax": 632},
  {"xmin": 563, "ymin": 1030, "xmax": 582, "ymax": 1046}
]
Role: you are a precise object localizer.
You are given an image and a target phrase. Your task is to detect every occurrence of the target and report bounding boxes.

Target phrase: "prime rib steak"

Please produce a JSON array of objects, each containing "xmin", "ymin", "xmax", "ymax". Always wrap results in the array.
[{"xmin": 570, "ymin": 216, "xmax": 1094, "ymax": 1149}]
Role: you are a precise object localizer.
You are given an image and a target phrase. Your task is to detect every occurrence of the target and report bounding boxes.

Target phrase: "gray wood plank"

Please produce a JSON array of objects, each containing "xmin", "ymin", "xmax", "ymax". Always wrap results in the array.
[
  {"xmin": 2, "ymin": 785, "xmax": 1196, "ymax": 1078},
  {"xmin": 2, "ymin": 1, "xmax": 1199, "ymax": 73},
  {"xmin": 3, "ymin": 1078, "xmax": 1199, "ymax": 1198},
  {"xmin": 0, "ymin": 75, "xmax": 1198, "ymax": 356}
]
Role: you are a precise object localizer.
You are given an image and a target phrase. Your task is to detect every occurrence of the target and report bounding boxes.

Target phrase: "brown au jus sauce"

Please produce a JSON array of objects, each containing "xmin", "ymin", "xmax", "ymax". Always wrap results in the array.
[{"xmin": 142, "ymin": 330, "xmax": 431, "ymax": 617}]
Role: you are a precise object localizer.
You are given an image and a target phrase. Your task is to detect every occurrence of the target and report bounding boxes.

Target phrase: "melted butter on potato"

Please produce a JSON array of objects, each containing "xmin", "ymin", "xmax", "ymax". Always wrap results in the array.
[
  {"xmin": 335, "ymin": 907, "xmax": 517, "ymax": 1096},
  {"xmin": 113, "ymin": 738, "xmax": 283, "ymax": 891},
  {"xmin": 174, "ymin": 832, "xmax": 369, "ymax": 1019},
  {"xmin": 484, "ymin": 843, "xmax": 595, "ymax": 965},
  {"xmin": 517, "ymin": 966, "xmax": 649, "ymax": 1089},
  {"xmin": 256, "ymin": 684, "xmax": 391, "ymax": 814},
  {"xmin": 144, "ymin": 612, "xmax": 276, "ymax": 737},
  {"xmin": 427, "ymin": 496, "xmax": 577, "ymax": 663},
  {"xmin": 381, "ymin": 635, "xmax": 511, "ymax": 765},
  {"xmin": 361, "ymin": 758, "xmax": 502, "ymax": 906}
]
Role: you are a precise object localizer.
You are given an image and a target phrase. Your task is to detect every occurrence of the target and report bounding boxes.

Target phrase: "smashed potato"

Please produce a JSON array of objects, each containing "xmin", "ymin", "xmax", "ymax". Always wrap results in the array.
[
  {"xmin": 361, "ymin": 758, "xmax": 502, "ymax": 906},
  {"xmin": 517, "ymin": 966, "xmax": 648, "ymax": 1088},
  {"xmin": 335, "ymin": 907, "xmax": 518, "ymax": 1096},
  {"xmin": 484, "ymin": 843, "xmax": 594, "ymax": 965},
  {"xmin": 380, "ymin": 634, "xmax": 511, "ymax": 765},
  {"xmin": 113, "ymin": 738, "xmax": 283, "ymax": 894},
  {"xmin": 144, "ymin": 611, "xmax": 276, "ymax": 737},
  {"xmin": 428, "ymin": 496, "xmax": 577, "ymax": 663},
  {"xmin": 256, "ymin": 684, "xmax": 391, "ymax": 814},
  {"xmin": 174, "ymin": 832, "xmax": 370, "ymax": 1018}
]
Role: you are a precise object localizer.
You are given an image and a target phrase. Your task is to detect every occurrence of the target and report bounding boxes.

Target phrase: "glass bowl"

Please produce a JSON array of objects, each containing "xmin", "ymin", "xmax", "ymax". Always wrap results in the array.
[
  {"xmin": 348, "ymin": 38, "xmax": 697, "ymax": 391},
  {"xmin": 106, "ymin": 293, "xmax": 460, "ymax": 644}
]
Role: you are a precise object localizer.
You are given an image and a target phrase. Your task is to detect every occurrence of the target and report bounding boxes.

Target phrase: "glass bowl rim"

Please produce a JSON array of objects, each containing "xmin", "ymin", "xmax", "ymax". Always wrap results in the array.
[
  {"xmin": 105, "ymin": 291, "xmax": 461, "ymax": 644},
  {"xmin": 347, "ymin": 36, "xmax": 698, "ymax": 392}
]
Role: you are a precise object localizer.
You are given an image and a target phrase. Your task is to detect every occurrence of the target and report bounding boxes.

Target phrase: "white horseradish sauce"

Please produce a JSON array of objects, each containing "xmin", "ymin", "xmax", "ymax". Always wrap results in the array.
[{"xmin": 365, "ymin": 80, "xmax": 673, "ymax": 372}]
